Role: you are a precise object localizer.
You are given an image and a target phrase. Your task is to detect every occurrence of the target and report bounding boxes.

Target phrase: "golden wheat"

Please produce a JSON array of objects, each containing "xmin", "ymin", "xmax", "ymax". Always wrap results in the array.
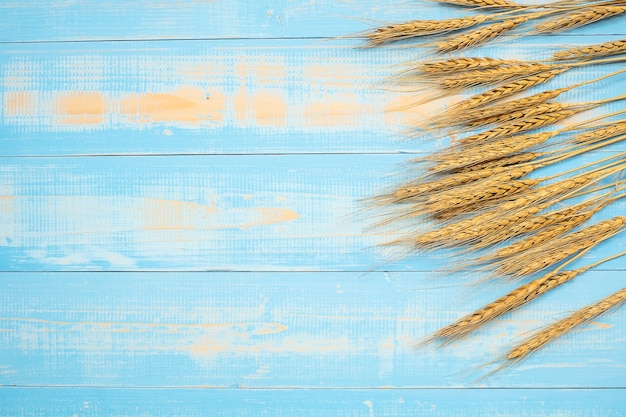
[{"xmin": 507, "ymin": 287, "xmax": 626, "ymax": 361}]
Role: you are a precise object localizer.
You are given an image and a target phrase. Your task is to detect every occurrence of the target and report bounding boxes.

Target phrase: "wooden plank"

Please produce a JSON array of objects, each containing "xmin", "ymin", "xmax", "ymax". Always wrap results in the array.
[
  {"xmin": 1, "ymin": 387, "xmax": 625, "ymax": 416},
  {"xmin": 2, "ymin": 154, "xmax": 625, "ymax": 272},
  {"xmin": 2, "ymin": 37, "xmax": 626, "ymax": 156},
  {"xmin": 2, "ymin": 1, "xmax": 623, "ymax": 42},
  {"xmin": 0, "ymin": 271, "xmax": 625, "ymax": 388}
]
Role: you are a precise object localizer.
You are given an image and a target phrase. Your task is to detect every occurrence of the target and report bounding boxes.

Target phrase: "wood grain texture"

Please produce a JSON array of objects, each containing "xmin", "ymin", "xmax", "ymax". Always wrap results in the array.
[
  {"xmin": 1, "ymin": 0, "xmax": 626, "ymax": 413},
  {"xmin": 1, "ymin": 388, "xmax": 625, "ymax": 416},
  {"xmin": 2, "ymin": 0, "xmax": 622, "ymax": 43},
  {"xmin": 1, "ymin": 153, "xmax": 625, "ymax": 272},
  {"xmin": 2, "ymin": 37, "xmax": 626, "ymax": 156},
  {"xmin": 1, "ymin": 272, "xmax": 625, "ymax": 388}
]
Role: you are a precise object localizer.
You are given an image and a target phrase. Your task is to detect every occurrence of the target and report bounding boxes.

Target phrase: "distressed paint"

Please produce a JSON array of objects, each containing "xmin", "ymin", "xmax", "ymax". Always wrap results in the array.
[
  {"xmin": 1, "ymin": 0, "xmax": 626, "ymax": 413},
  {"xmin": 0, "ymin": 271, "xmax": 625, "ymax": 387},
  {"xmin": 1, "ymin": 153, "xmax": 626, "ymax": 271},
  {"xmin": 2, "ymin": 38, "xmax": 626, "ymax": 156}
]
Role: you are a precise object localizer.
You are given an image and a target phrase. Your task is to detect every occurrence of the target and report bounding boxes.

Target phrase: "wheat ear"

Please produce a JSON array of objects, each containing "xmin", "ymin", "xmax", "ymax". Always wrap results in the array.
[
  {"xmin": 363, "ymin": 15, "xmax": 490, "ymax": 47},
  {"xmin": 434, "ymin": 245, "xmax": 625, "ymax": 343},
  {"xmin": 437, "ymin": 17, "xmax": 529, "ymax": 53},
  {"xmin": 506, "ymin": 287, "xmax": 626, "ymax": 361},
  {"xmin": 535, "ymin": 5, "xmax": 626, "ymax": 33},
  {"xmin": 494, "ymin": 216, "xmax": 626, "ymax": 277},
  {"xmin": 554, "ymin": 38, "xmax": 626, "ymax": 60},
  {"xmin": 415, "ymin": 57, "xmax": 526, "ymax": 74},
  {"xmin": 453, "ymin": 68, "xmax": 570, "ymax": 111}
]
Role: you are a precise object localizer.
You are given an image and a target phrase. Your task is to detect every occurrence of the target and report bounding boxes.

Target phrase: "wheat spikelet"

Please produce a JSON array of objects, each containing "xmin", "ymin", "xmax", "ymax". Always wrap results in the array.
[
  {"xmin": 459, "ymin": 110, "xmax": 578, "ymax": 146},
  {"xmin": 467, "ymin": 101, "xmax": 566, "ymax": 127},
  {"xmin": 507, "ymin": 287, "xmax": 626, "ymax": 361},
  {"xmin": 433, "ymin": 0, "xmax": 521, "ymax": 8},
  {"xmin": 365, "ymin": 15, "xmax": 489, "ymax": 46},
  {"xmin": 437, "ymin": 17, "xmax": 528, "ymax": 53},
  {"xmin": 495, "ymin": 216, "xmax": 626, "ymax": 277},
  {"xmin": 431, "ymin": 132, "xmax": 556, "ymax": 172},
  {"xmin": 416, "ymin": 57, "xmax": 525, "ymax": 74},
  {"xmin": 554, "ymin": 39, "xmax": 626, "ymax": 60},
  {"xmin": 535, "ymin": 6, "xmax": 626, "ymax": 34},
  {"xmin": 436, "ymin": 269, "xmax": 583, "ymax": 342},
  {"xmin": 453, "ymin": 152, "xmax": 542, "ymax": 173},
  {"xmin": 436, "ymin": 63, "xmax": 554, "ymax": 89},
  {"xmin": 453, "ymin": 68, "xmax": 569, "ymax": 111}
]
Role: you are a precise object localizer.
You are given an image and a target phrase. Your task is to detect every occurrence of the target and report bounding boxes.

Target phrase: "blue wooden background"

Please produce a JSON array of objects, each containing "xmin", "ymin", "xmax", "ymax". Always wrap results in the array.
[{"xmin": 1, "ymin": 1, "xmax": 625, "ymax": 414}]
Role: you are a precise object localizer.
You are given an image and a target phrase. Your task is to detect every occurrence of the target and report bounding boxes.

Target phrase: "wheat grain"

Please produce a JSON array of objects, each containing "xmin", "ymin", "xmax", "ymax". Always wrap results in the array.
[
  {"xmin": 574, "ymin": 120, "xmax": 626, "ymax": 144},
  {"xmin": 507, "ymin": 287, "xmax": 626, "ymax": 361}
]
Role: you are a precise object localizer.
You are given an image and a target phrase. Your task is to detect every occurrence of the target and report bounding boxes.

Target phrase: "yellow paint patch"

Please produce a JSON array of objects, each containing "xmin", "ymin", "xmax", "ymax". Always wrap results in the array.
[
  {"xmin": 252, "ymin": 90, "xmax": 287, "ymax": 127},
  {"xmin": 3, "ymin": 91, "xmax": 35, "ymax": 117},
  {"xmin": 303, "ymin": 93, "xmax": 372, "ymax": 127},
  {"xmin": 57, "ymin": 91, "xmax": 106, "ymax": 125},
  {"xmin": 120, "ymin": 86, "xmax": 225, "ymax": 125}
]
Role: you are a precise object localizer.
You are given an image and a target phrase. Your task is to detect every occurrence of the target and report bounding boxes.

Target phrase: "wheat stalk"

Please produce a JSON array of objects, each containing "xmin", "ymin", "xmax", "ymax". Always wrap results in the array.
[
  {"xmin": 506, "ymin": 287, "xmax": 626, "ymax": 362},
  {"xmin": 554, "ymin": 38, "xmax": 626, "ymax": 60}
]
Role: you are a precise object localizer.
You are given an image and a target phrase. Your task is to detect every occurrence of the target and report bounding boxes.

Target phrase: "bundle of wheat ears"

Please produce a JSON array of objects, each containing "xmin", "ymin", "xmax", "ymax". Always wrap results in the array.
[{"xmin": 360, "ymin": 0, "xmax": 626, "ymax": 375}]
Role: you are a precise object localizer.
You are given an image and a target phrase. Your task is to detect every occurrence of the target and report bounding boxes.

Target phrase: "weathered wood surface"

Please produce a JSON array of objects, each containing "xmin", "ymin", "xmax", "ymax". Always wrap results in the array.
[{"xmin": 1, "ymin": 1, "xmax": 625, "ymax": 414}]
